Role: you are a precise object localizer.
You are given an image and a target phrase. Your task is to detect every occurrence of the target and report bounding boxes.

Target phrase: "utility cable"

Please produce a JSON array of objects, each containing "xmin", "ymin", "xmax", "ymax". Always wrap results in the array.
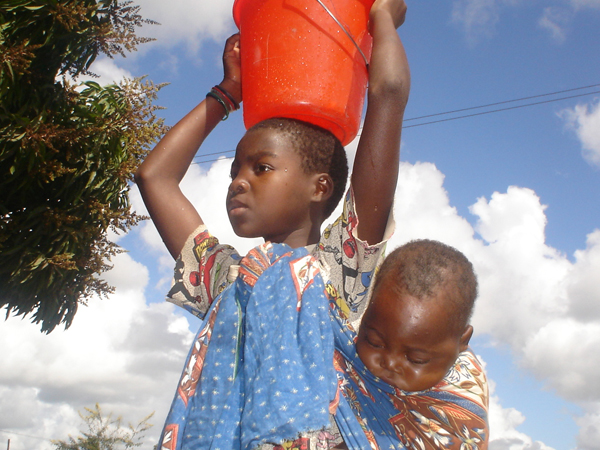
[
  {"xmin": 404, "ymin": 89, "xmax": 600, "ymax": 129},
  {"xmin": 0, "ymin": 429, "xmax": 50, "ymax": 441},
  {"xmin": 191, "ymin": 83, "xmax": 600, "ymax": 165},
  {"xmin": 405, "ymin": 82, "xmax": 600, "ymax": 122}
]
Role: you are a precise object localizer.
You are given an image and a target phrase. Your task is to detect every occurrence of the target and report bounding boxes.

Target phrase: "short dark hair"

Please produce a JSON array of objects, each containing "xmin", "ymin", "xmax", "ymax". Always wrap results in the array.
[
  {"xmin": 249, "ymin": 118, "xmax": 348, "ymax": 218},
  {"xmin": 374, "ymin": 239, "xmax": 478, "ymax": 331}
]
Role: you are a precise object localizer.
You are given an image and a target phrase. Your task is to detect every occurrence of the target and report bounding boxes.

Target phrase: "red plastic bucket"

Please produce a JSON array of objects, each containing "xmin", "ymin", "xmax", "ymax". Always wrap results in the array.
[{"xmin": 233, "ymin": 0, "xmax": 374, "ymax": 146}]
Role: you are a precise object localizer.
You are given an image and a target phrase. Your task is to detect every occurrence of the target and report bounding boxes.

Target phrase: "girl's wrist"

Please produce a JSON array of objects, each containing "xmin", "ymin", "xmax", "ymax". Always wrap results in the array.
[{"xmin": 218, "ymin": 79, "xmax": 242, "ymax": 106}]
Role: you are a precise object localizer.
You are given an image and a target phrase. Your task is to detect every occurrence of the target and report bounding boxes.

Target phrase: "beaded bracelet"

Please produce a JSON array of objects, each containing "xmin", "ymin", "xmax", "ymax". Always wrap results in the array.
[
  {"xmin": 213, "ymin": 85, "xmax": 240, "ymax": 111},
  {"xmin": 206, "ymin": 90, "xmax": 229, "ymax": 120},
  {"xmin": 211, "ymin": 87, "xmax": 235, "ymax": 113}
]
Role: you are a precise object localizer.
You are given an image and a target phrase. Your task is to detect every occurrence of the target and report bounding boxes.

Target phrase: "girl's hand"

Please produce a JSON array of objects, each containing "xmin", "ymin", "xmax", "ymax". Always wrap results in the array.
[
  {"xmin": 221, "ymin": 33, "xmax": 242, "ymax": 104},
  {"xmin": 370, "ymin": 0, "xmax": 407, "ymax": 30}
]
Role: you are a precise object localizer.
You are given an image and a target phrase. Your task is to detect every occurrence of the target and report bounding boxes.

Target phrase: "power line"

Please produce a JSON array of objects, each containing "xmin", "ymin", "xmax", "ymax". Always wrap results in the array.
[
  {"xmin": 194, "ymin": 151, "xmax": 235, "ymax": 165},
  {"xmin": 404, "ymin": 83, "xmax": 600, "ymax": 122},
  {"xmin": 404, "ymin": 89, "xmax": 600, "ymax": 129},
  {"xmin": 195, "ymin": 149, "xmax": 236, "ymax": 158},
  {"xmin": 0, "ymin": 429, "xmax": 50, "ymax": 442},
  {"xmin": 191, "ymin": 83, "xmax": 600, "ymax": 165}
]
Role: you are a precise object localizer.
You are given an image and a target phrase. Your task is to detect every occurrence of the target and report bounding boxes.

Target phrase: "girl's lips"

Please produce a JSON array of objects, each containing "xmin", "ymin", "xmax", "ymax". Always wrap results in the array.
[{"xmin": 227, "ymin": 199, "xmax": 247, "ymax": 214}]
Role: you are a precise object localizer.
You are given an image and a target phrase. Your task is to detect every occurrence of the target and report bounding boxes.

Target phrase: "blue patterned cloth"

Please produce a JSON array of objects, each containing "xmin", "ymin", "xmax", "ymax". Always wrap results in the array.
[{"xmin": 159, "ymin": 243, "xmax": 338, "ymax": 450}]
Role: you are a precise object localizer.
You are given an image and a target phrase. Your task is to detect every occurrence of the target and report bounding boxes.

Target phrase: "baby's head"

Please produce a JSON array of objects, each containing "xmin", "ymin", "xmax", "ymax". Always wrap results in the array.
[
  {"xmin": 227, "ymin": 118, "xmax": 348, "ymax": 242},
  {"xmin": 357, "ymin": 239, "xmax": 477, "ymax": 392}
]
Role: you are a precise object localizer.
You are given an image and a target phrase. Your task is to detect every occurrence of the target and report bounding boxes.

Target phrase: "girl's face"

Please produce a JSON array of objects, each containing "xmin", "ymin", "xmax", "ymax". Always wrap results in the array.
[
  {"xmin": 356, "ymin": 275, "xmax": 472, "ymax": 392},
  {"xmin": 226, "ymin": 128, "xmax": 319, "ymax": 246}
]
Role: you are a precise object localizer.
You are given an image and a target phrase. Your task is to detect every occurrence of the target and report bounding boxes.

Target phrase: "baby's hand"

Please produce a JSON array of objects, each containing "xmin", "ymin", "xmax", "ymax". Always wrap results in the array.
[
  {"xmin": 221, "ymin": 33, "xmax": 242, "ymax": 104},
  {"xmin": 370, "ymin": 0, "xmax": 407, "ymax": 30}
]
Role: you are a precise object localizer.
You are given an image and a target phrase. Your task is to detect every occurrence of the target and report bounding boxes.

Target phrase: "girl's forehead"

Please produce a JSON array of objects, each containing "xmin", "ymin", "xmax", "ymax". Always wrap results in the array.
[
  {"xmin": 235, "ymin": 128, "xmax": 297, "ymax": 159},
  {"xmin": 243, "ymin": 126, "xmax": 291, "ymax": 143}
]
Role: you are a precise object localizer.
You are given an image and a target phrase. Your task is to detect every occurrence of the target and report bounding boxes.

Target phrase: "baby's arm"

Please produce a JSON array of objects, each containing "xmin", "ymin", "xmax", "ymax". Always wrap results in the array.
[
  {"xmin": 135, "ymin": 34, "xmax": 242, "ymax": 259},
  {"xmin": 351, "ymin": 0, "xmax": 410, "ymax": 245}
]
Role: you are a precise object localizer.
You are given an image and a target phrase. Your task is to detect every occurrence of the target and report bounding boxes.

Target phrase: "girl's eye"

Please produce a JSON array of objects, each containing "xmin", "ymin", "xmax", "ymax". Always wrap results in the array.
[
  {"xmin": 256, "ymin": 164, "xmax": 272, "ymax": 174},
  {"xmin": 255, "ymin": 164, "xmax": 273, "ymax": 175}
]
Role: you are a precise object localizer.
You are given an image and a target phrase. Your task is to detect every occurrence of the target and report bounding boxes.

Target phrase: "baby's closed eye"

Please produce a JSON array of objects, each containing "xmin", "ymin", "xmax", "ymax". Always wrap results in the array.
[{"xmin": 406, "ymin": 354, "xmax": 430, "ymax": 365}]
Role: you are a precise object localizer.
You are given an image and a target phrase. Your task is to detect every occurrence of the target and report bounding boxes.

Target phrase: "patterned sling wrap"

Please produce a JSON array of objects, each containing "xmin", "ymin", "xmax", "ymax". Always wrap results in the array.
[
  {"xmin": 158, "ymin": 241, "xmax": 489, "ymax": 450},
  {"xmin": 328, "ymin": 296, "xmax": 490, "ymax": 450}
]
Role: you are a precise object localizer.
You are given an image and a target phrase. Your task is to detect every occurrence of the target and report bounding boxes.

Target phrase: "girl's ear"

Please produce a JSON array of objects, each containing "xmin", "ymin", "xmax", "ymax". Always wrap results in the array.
[
  {"xmin": 459, "ymin": 325, "xmax": 473, "ymax": 352},
  {"xmin": 312, "ymin": 173, "xmax": 334, "ymax": 203}
]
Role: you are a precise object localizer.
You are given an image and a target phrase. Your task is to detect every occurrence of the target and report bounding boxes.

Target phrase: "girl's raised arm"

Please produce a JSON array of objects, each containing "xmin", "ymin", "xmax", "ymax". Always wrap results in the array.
[
  {"xmin": 135, "ymin": 34, "xmax": 242, "ymax": 258},
  {"xmin": 351, "ymin": 0, "xmax": 410, "ymax": 245}
]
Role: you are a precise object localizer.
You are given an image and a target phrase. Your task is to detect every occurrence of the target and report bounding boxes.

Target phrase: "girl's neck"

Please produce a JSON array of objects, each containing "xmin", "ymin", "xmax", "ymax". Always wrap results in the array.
[{"xmin": 264, "ymin": 223, "xmax": 322, "ymax": 249}]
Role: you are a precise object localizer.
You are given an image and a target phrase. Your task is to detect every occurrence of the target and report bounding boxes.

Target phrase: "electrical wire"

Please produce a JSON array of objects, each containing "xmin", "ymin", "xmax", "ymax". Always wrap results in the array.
[
  {"xmin": 0, "ymin": 429, "xmax": 50, "ymax": 441},
  {"xmin": 404, "ymin": 82, "xmax": 600, "ymax": 122},
  {"xmin": 191, "ymin": 83, "xmax": 600, "ymax": 165},
  {"xmin": 404, "ymin": 89, "xmax": 600, "ymax": 129}
]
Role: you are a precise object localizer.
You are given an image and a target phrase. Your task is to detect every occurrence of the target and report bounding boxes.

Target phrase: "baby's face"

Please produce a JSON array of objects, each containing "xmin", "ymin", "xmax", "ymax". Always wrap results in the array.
[{"xmin": 356, "ymin": 276, "xmax": 471, "ymax": 392}]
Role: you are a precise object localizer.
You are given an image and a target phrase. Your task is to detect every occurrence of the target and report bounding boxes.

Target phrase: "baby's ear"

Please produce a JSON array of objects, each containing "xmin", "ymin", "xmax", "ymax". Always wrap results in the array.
[
  {"xmin": 312, "ymin": 173, "xmax": 334, "ymax": 202},
  {"xmin": 459, "ymin": 325, "xmax": 473, "ymax": 352}
]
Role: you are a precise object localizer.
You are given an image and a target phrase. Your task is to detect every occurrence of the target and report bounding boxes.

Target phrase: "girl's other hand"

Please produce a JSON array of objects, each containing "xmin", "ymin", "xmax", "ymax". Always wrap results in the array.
[
  {"xmin": 221, "ymin": 33, "xmax": 242, "ymax": 104},
  {"xmin": 370, "ymin": 0, "xmax": 407, "ymax": 30}
]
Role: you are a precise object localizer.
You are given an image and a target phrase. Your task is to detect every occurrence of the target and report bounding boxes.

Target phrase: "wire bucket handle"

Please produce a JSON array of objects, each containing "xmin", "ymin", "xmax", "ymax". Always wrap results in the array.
[{"xmin": 315, "ymin": 0, "xmax": 370, "ymax": 69}]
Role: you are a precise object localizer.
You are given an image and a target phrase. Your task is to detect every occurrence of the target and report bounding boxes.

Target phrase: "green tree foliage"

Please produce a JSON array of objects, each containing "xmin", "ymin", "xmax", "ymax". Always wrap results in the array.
[
  {"xmin": 51, "ymin": 404, "xmax": 155, "ymax": 450},
  {"xmin": 0, "ymin": 0, "xmax": 168, "ymax": 332}
]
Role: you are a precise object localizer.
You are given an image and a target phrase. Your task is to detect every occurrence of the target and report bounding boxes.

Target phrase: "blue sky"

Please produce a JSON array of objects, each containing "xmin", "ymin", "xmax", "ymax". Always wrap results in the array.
[{"xmin": 1, "ymin": 0, "xmax": 600, "ymax": 449}]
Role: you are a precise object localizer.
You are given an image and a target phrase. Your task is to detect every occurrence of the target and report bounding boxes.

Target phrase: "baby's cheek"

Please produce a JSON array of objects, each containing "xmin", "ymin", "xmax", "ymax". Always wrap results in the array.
[{"xmin": 410, "ymin": 367, "xmax": 447, "ymax": 391}]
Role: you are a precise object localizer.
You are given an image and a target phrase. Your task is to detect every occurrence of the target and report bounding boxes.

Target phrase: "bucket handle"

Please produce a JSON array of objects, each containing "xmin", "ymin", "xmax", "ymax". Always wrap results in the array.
[{"xmin": 315, "ymin": 0, "xmax": 369, "ymax": 69}]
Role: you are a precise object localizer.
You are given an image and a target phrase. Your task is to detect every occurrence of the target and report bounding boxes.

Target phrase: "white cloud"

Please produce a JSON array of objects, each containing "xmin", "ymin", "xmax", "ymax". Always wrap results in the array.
[
  {"xmin": 451, "ymin": 0, "xmax": 500, "ymax": 43},
  {"xmin": 569, "ymin": 0, "xmax": 600, "ymax": 9},
  {"xmin": 85, "ymin": 58, "xmax": 134, "ymax": 86},
  {"xmin": 388, "ymin": 164, "xmax": 572, "ymax": 349},
  {"xmin": 450, "ymin": 0, "xmax": 598, "ymax": 43},
  {"xmin": 0, "ymin": 252, "xmax": 194, "ymax": 449},
  {"xmin": 468, "ymin": 187, "xmax": 571, "ymax": 347},
  {"xmin": 576, "ymin": 407, "xmax": 600, "ymax": 450},
  {"xmin": 513, "ymin": 234, "xmax": 600, "ymax": 405},
  {"xmin": 58, "ymin": 58, "xmax": 134, "ymax": 90},
  {"xmin": 136, "ymin": 0, "xmax": 237, "ymax": 54},
  {"xmin": 567, "ymin": 230, "xmax": 600, "ymax": 320},
  {"xmin": 522, "ymin": 319, "xmax": 600, "ymax": 401},
  {"xmin": 538, "ymin": 7, "xmax": 571, "ymax": 43},
  {"xmin": 560, "ymin": 100, "xmax": 600, "ymax": 168},
  {"xmin": 488, "ymin": 381, "xmax": 556, "ymax": 450},
  {"xmin": 538, "ymin": 0, "xmax": 600, "ymax": 42},
  {"xmin": 388, "ymin": 161, "xmax": 477, "ymax": 249}
]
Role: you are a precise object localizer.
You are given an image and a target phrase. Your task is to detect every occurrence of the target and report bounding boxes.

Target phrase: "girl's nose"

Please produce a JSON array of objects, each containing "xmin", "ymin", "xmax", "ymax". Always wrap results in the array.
[{"xmin": 229, "ymin": 176, "xmax": 249, "ymax": 195}]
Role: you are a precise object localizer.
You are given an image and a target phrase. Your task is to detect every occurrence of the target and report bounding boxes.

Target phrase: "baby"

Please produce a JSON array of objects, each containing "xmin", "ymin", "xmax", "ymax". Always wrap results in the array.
[{"xmin": 332, "ymin": 239, "xmax": 489, "ymax": 449}]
